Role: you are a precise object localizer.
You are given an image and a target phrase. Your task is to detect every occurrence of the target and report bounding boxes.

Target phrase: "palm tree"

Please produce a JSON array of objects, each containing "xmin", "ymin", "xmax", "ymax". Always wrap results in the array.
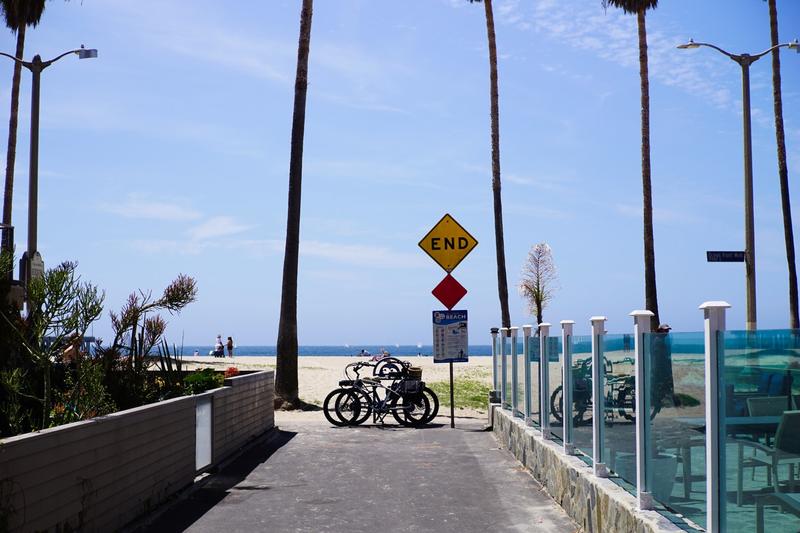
[
  {"xmin": 765, "ymin": 0, "xmax": 798, "ymax": 329},
  {"xmin": 603, "ymin": 0, "xmax": 660, "ymax": 328},
  {"xmin": 0, "ymin": 1, "xmax": 46, "ymax": 240},
  {"xmin": 470, "ymin": 0, "xmax": 511, "ymax": 328},
  {"xmin": 275, "ymin": 0, "xmax": 313, "ymax": 409}
]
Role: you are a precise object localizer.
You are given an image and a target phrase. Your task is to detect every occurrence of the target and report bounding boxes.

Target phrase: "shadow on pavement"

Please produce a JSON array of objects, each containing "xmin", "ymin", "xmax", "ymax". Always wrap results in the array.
[{"xmin": 140, "ymin": 429, "xmax": 296, "ymax": 532}]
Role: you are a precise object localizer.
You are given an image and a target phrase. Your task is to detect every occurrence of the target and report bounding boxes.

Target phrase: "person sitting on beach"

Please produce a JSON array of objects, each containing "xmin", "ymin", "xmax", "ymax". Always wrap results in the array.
[{"xmin": 360, "ymin": 349, "xmax": 371, "ymax": 357}]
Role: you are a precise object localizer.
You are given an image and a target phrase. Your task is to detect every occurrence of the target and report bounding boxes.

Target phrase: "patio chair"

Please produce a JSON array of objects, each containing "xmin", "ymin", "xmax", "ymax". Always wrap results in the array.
[
  {"xmin": 737, "ymin": 411, "xmax": 800, "ymax": 505},
  {"xmin": 748, "ymin": 396, "xmax": 791, "ymax": 445}
]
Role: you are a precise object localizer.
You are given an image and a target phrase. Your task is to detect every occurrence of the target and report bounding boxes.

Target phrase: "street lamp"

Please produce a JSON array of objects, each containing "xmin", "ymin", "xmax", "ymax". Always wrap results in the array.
[
  {"xmin": 678, "ymin": 38, "xmax": 799, "ymax": 331},
  {"xmin": 0, "ymin": 45, "xmax": 97, "ymax": 292}
]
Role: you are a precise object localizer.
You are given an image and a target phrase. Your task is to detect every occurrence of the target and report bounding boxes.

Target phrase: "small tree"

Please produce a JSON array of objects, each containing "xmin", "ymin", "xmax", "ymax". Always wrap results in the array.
[
  {"xmin": 519, "ymin": 243, "xmax": 558, "ymax": 326},
  {"xmin": 0, "ymin": 261, "xmax": 104, "ymax": 429},
  {"xmin": 96, "ymin": 274, "xmax": 197, "ymax": 409}
]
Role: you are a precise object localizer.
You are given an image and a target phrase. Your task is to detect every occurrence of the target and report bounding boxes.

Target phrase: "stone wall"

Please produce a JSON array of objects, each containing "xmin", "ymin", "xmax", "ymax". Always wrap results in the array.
[
  {"xmin": 0, "ymin": 370, "xmax": 274, "ymax": 532},
  {"xmin": 492, "ymin": 406, "xmax": 686, "ymax": 533}
]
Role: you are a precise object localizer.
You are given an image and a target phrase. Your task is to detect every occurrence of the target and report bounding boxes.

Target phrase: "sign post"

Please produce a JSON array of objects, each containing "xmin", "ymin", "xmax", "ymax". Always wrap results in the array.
[
  {"xmin": 419, "ymin": 213, "xmax": 477, "ymax": 429},
  {"xmin": 433, "ymin": 310, "xmax": 468, "ymax": 428}
]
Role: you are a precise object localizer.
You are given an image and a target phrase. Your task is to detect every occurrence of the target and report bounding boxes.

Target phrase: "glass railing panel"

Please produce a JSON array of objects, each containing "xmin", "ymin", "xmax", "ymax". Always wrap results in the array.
[
  {"xmin": 515, "ymin": 339, "xmax": 525, "ymax": 418},
  {"xmin": 720, "ymin": 329, "xmax": 800, "ymax": 533},
  {"xmin": 571, "ymin": 335, "xmax": 593, "ymax": 460},
  {"xmin": 602, "ymin": 334, "xmax": 637, "ymax": 491},
  {"xmin": 494, "ymin": 335, "xmax": 502, "ymax": 392},
  {"xmin": 643, "ymin": 331, "xmax": 706, "ymax": 528},
  {"xmin": 528, "ymin": 339, "xmax": 541, "ymax": 427},
  {"xmin": 502, "ymin": 335, "xmax": 511, "ymax": 409},
  {"xmin": 547, "ymin": 336, "xmax": 564, "ymax": 441}
]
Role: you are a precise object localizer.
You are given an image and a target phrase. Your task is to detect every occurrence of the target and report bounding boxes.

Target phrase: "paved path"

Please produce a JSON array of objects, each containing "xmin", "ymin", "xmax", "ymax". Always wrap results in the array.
[{"xmin": 143, "ymin": 414, "xmax": 578, "ymax": 533}]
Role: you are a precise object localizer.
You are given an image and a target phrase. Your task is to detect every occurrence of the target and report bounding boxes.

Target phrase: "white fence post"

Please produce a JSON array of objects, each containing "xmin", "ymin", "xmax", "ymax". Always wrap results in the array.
[
  {"xmin": 523, "ymin": 325, "xmax": 533, "ymax": 424},
  {"xmin": 500, "ymin": 327, "xmax": 509, "ymax": 408},
  {"xmin": 490, "ymin": 327, "xmax": 500, "ymax": 400},
  {"xmin": 591, "ymin": 316, "xmax": 609, "ymax": 477},
  {"xmin": 630, "ymin": 309, "xmax": 655, "ymax": 510},
  {"xmin": 561, "ymin": 320, "xmax": 575, "ymax": 455},
  {"xmin": 510, "ymin": 326, "xmax": 519, "ymax": 416},
  {"xmin": 701, "ymin": 301, "xmax": 730, "ymax": 533},
  {"xmin": 539, "ymin": 323, "xmax": 552, "ymax": 438}
]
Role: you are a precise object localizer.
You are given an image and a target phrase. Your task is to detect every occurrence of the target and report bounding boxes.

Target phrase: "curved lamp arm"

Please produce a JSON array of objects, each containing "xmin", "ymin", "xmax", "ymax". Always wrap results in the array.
[
  {"xmin": 0, "ymin": 51, "xmax": 28, "ymax": 67},
  {"xmin": 752, "ymin": 40, "xmax": 800, "ymax": 60},
  {"xmin": 0, "ymin": 47, "xmax": 97, "ymax": 70}
]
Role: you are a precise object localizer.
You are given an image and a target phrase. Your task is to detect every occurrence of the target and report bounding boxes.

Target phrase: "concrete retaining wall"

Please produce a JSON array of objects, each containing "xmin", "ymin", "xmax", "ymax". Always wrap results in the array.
[
  {"xmin": 492, "ymin": 406, "xmax": 686, "ymax": 533},
  {"xmin": 0, "ymin": 370, "xmax": 274, "ymax": 532}
]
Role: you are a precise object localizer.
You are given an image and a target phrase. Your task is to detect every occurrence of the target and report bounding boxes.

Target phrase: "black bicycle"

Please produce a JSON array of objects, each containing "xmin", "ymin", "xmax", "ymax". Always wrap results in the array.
[{"xmin": 323, "ymin": 360, "xmax": 439, "ymax": 426}]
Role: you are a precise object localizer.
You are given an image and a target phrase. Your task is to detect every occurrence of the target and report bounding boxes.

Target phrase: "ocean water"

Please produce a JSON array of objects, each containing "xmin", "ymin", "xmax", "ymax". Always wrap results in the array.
[{"xmin": 181, "ymin": 344, "xmax": 493, "ymax": 357}]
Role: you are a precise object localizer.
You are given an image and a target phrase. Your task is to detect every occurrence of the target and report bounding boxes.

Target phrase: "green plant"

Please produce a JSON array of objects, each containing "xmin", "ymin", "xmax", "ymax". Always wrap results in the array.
[
  {"xmin": 50, "ymin": 360, "xmax": 115, "ymax": 426},
  {"xmin": 155, "ymin": 339, "xmax": 184, "ymax": 399},
  {"xmin": 0, "ymin": 261, "xmax": 104, "ymax": 429},
  {"xmin": 428, "ymin": 378, "xmax": 491, "ymax": 411},
  {"xmin": 183, "ymin": 368, "xmax": 223, "ymax": 395},
  {"xmin": 95, "ymin": 274, "xmax": 197, "ymax": 409}
]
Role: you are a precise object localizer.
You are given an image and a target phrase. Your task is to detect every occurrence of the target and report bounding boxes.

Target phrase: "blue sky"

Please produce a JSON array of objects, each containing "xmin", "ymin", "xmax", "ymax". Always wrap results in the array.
[{"xmin": 1, "ymin": 0, "xmax": 799, "ymax": 344}]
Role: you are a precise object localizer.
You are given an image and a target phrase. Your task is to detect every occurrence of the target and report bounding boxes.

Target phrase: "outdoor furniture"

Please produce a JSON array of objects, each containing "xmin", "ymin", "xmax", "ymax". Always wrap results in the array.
[
  {"xmin": 737, "ymin": 411, "xmax": 800, "ymax": 505},
  {"xmin": 755, "ymin": 492, "xmax": 800, "ymax": 533}
]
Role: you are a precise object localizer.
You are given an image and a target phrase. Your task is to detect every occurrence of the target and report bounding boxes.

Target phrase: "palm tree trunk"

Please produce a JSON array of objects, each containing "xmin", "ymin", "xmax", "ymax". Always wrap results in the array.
[
  {"xmin": 483, "ymin": 0, "xmax": 511, "ymax": 329},
  {"xmin": 767, "ymin": 0, "xmax": 798, "ymax": 329},
  {"xmin": 637, "ymin": 10, "xmax": 659, "ymax": 329},
  {"xmin": 276, "ymin": 0, "xmax": 313, "ymax": 408},
  {"xmin": 2, "ymin": 25, "xmax": 25, "ymax": 230}
]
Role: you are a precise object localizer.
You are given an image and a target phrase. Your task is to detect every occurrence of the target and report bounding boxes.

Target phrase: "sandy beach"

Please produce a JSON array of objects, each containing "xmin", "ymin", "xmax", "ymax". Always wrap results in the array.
[{"xmin": 181, "ymin": 355, "xmax": 493, "ymax": 416}]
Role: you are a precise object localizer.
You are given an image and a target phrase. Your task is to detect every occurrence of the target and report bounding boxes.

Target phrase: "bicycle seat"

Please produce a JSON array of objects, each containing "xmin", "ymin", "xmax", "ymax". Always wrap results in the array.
[{"xmin": 338, "ymin": 379, "xmax": 355, "ymax": 387}]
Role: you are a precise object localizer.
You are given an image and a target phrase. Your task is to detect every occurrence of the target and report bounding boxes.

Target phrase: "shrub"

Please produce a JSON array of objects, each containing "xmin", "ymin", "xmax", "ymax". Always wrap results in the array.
[{"xmin": 183, "ymin": 368, "xmax": 223, "ymax": 395}]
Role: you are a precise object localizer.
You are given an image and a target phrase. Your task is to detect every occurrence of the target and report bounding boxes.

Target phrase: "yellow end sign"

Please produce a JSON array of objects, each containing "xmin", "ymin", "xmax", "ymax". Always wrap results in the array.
[{"xmin": 418, "ymin": 214, "xmax": 478, "ymax": 273}]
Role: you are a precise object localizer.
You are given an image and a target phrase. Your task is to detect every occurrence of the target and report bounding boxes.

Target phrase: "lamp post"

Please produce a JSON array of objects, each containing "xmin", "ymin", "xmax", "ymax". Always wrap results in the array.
[
  {"xmin": 678, "ymin": 38, "xmax": 799, "ymax": 331},
  {"xmin": 0, "ymin": 45, "xmax": 97, "ymax": 291}
]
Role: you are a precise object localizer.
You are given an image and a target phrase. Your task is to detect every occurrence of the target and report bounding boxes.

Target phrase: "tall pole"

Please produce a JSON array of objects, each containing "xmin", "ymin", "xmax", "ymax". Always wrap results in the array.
[
  {"xmin": 740, "ymin": 57, "xmax": 757, "ymax": 331},
  {"xmin": 678, "ymin": 39, "xmax": 799, "ymax": 331},
  {"xmin": 28, "ymin": 57, "xmax": 41, "ymax": 263}
]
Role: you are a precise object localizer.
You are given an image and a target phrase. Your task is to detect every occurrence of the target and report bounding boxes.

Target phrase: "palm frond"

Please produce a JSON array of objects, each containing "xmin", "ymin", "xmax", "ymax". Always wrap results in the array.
[{"xmin": 602, "ymin": 0, "xmax": 658, "ymax": 15}]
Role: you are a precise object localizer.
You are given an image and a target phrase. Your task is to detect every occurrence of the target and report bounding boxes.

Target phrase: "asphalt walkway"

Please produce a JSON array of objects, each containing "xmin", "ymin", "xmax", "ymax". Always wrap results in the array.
[{"xmin": 142, "ymin": 413, "xmax": 578, "ymax": 533}]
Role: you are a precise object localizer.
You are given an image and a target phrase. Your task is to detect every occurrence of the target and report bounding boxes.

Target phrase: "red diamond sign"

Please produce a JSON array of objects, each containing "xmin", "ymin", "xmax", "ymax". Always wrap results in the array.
[{"xmin": 432, "ymin": 274, "xmax": 467, "ymax": 310}]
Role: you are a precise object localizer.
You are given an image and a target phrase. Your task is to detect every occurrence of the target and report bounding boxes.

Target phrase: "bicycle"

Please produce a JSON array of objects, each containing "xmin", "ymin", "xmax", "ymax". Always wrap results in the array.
[
  {"xmin": 323, "ymin": 361, "xmax": 438, "ymax": 427},
  {"xmin": 550, "ymin": 356, "xmax": 659, "ymax": 426}
]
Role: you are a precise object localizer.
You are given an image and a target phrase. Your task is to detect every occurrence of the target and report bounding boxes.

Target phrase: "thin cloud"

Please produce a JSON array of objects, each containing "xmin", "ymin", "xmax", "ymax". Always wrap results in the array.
[
  {"xmin": 483, "ymin": 0, "xmax": 743, "ymax": 114},
  {"xmin": 101, "ymin": 195, "xmax": 201, "ymax": 221},
  {"xmin": 188, "ymin": 216, "xmax": 251, "ymax": 241}
]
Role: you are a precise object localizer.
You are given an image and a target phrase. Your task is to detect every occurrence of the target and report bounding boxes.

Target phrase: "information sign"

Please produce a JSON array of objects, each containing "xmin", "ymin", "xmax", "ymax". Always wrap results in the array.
[
  {"xmin": 418, "ymin": 214, "xmax": 478, "ymax": 273},
  {"xmin": 432, "ymin": 310, "xmax": 468, "ymax": 363}
]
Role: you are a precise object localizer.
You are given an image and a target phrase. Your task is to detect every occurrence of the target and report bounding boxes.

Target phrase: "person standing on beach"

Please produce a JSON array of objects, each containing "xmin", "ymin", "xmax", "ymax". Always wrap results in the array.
[
  {"xmin": 227, "ymin": 336, "xmax": 234, "ymax": 357},
  {"xmin": 214, "ymin": 335, "xmax": 224, "ymax": 357}
]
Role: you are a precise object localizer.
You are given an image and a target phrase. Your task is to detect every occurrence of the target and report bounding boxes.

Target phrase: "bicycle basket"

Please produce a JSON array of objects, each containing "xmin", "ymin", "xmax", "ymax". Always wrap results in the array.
[
  {"xmin": 407, "ymin": 367, "xmax": 423, "ymax": 380},
  {"xmin": 399, "ymin": 379, "xmax": 424, "ymax": 394}
]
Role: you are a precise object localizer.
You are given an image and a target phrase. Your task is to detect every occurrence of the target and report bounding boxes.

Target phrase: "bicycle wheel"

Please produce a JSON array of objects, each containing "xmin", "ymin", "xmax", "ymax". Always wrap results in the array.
[
  {"xmin": 616, "ymin": 386, "xmax": 636, "ymax": 422},
  {"xmin": 422, "ymin": 386, "xmax": 439, "ymax": 424},
  {"xmin": 550, "ymin": 386, "xmax": 564, "ymax": 423},
  {"xmin": 390, "ymin": 393, "xmax": 430, "ymax": 427},
  {"xmin": 339, "ymin": 387, "xmax": 372, "ymax": 425},
  {"xmin": 616, "ymin": 386, "xmax": 661, "ymax": 422},
  {"xmin": 573, "ymin": 397, "xmax": 592, "ymax": 426},
  {"xmin": 323, "ymin": 388, "xmax": 359, "ymax": 426}
]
